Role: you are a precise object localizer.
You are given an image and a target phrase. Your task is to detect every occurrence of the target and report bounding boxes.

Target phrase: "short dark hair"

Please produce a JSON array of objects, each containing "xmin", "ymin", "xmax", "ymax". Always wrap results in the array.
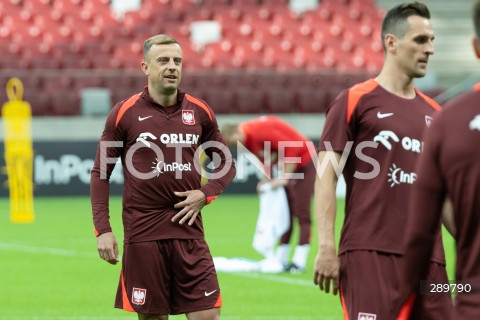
[
  {"xmin": 143, "ymin": 34, "xmax": 179, "ymax": 62},
  {"xmin": 474, "ymin": 0, "xmax": 480, "ymax": 39},
  {"xmin": 381, "ymin": 2, "xmax": 431, "ymax": 50}
]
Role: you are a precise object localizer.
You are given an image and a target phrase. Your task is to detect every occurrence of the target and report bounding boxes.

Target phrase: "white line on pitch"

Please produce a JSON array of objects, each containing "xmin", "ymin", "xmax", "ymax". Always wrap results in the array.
[
  {"xmin": 0, "ymin": 243, "xmax": 313, "ymax": 287},
  {"xmin": 0, "ymin": 242, "xmax": 99, "ymax": 258},
  {"xmin": 226, "ymin": 271, "xmax": 314, "ymax": 287}
]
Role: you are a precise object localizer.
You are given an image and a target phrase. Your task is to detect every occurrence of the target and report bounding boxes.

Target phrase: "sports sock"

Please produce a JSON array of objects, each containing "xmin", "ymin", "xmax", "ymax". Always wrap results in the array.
[
  {"xmin": 292, "ymin": 244, "xmax": 310, "ymax": 269},
  {"xmin": 275, "ymin": 244, "xmax": 291, "ymax": 265}
]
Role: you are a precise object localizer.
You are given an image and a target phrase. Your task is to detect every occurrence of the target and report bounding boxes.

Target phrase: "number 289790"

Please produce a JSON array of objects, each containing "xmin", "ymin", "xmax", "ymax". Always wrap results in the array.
[{"xmin": 420, "ymin": 281, "xmax": 478, "ymax": 295}]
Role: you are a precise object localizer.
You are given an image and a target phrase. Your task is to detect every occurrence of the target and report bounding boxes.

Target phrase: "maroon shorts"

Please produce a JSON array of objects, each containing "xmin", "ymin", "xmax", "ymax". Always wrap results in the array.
[
  {"xmin": 115, "ymin": 239, "xmax": 222, "ymax": 315},
  {"xmin": 340, "ymin": 250, "xmax": 453, "ymax": 320}
]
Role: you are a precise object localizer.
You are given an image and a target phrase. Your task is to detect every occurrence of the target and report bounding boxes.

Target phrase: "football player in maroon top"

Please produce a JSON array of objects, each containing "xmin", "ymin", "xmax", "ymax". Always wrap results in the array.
[
  {"xmin": 313, "ymin": 3, "xmax": 453, "ymax": 319},
  {"xmin": 90, "ymin": 34, "xmax": 235, "ymax": 320},
  {"xmin": 397, "ymin": 1, "xmax": 480, "ymax": 319}
]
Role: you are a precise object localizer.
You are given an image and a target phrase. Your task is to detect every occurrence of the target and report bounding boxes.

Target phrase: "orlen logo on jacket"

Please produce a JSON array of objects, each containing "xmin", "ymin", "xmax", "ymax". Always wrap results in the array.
[
  {"xmin": 136, "ymin": 132, "xmax": 200, "ymax": 147},
  {"xmin": 132, "ymin": 288, "xmax": 146, "ymax": 305},
  {"xmin": 182, "ymin": 110, "xmax": 195, "ymax": 125}
]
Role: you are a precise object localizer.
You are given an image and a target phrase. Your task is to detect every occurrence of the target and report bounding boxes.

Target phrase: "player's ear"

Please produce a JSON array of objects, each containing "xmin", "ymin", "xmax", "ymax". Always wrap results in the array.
[
  {"xmin": 141, "ymin": 61, "xmax": 149, "ymax": 76},
  {"xmin": 472, "ymin": 36, "xmax": 480, "ymax": 59},
  {"xmin": 384, "ymin": 34, "xmax": 397, "ymax": 54}
]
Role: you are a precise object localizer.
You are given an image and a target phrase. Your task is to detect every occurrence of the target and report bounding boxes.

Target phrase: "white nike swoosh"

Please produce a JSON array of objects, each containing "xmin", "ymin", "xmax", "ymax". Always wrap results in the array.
[
  {"xmin": 204, "ymin": 289, "xmax": 217, "ymax": 297},
  {"xmin": 138, "ymin": 115, "xmax": 153, "ymax": 121},
  {"xmin": 377, "ymin": 112, "xmax": 394, "ymax": 119}
]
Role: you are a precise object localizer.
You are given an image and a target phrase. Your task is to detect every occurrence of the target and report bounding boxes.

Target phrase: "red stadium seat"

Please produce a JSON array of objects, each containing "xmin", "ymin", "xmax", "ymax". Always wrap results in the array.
[
  {"xmin": 23, "ymin": 0, "xmax": 54, "ymax": 16},
  {"xmin": 23, "ymin": 89, "xmax": 52, "ymax": 116},
  {"xmin": 233, "ymin": 39, "xmax": 263, "ymax": 60},
  {"xmin": 42, "ymin": 26, "xmax": 74, "ymax": 45},
  {"xmin": 297, "ymin": 87, "xmax": 330, "ymax": 113},
  {"xmin": 253, "ymin": 21, "xmax": 284, "ymax": 43},
  {"xmin": 74, "ymin": 77, "xmax": 105, "ymax": 90},
  {"xmin": 103, "ymin": 76, "xmax": 136, "ymax": 94},
  {"xmin": 42, "ymin": 76, "xmax": 75, "ymax": 95},
  {"xmin": 83, "ymin": 40, "xmax": 113, "ymax": 56},
  {"xmin": 50, "ymin": 91, "xmax": 80, "ymax": 116},
  {"xmin": 91, "ymin": 53, "xmax": 125, "ymax": 69},
  {"xmin": 170, "ymin": 0, "xmax": 196, "ymax": 13},
  {"xmin": 202, "ymin": 0, "xmax": 232, "ymax": 6},
  {"xmin": 262, "ymin": 0, "xmax": 288, "ymax": 5},
  {"xmin": 212, "ymin": 9, "xmax": 242, "ymax": 28},
  {"xmin": 271, "ymin": 6, "xmax": 298, "ymax": 25},
  {"xmin": 11, "ymin": 23, "xmax": 43, "ymax": 43},
  {"xmin": 0, "ymin": 54, "xmax": 31, "ymax": 69},
  {"xmin": 83, "ymin": 0, "xmax": 111, "ymax": 11},
  {"xmin": 215, "ymin": 57, "xmax": 243, "ymax": 70},
  {"xmin": 241, "ymin": 5, "xmax": 272, "ymax": 22},
  {"xmin": 235, "ymin": 87, "xmax": 267, "ymax": 113},
  {"xmin": 302, "ymin": 5, "xmax": 333, "ymax": 23},
  {"xmin": 31, "ymin": 55, "xmax": 63, "ymax": 69},
  {"xmin": 223, "ymin": 20, "xmax": 255, "ymax": 40},
  {"xmin": 203, "ymin": 41, "xmax": 234, "ymax": 59},
  {"xmin": 305, "ymin": 52, "xmax": 337, "ymax": 72},
  {"xmin": 53, "ymin": 0, "xmax": 83, "ymax": 15},
  {"xmin": 61, "ymin": 54, "xmax": 93, "ymax": 69},
  {"xmin": 282, "ymin": 26, "xmax": 313, "ymax": 43},
  {"xmin": 224, "ymin": 71, "xmax": 249, "ymax": 88},
  {"xmin": 110, "ymin": 41, "xmax": 143, "ymax": 68},
  {"xmin": 335, "ymin": 54, "xmax": 366, "ymax": 72},
  {"xmin": 0, "ymin": 0, "xmax": 22, "ymax": 13},
  {"xmin": 231, "ymin": 0, "xmax": 260, "ymax": 5},
  {"xmin": 124, "ymin": 10, "xmax": 153, "ymax": 32},
  {"xmin": 294, "ymin": 41, "xmax": 323, "ymax": 61},
  {"xmin": 353, "ymin": 42, "xmax": 384, "ymax": 73},
  {"xmin": 204, "ymin": 90, "xmax": 236, "ymax": 114},
  {"xmin": 265, "ymin": 88, "xmax": 297, "ymax": 113}
]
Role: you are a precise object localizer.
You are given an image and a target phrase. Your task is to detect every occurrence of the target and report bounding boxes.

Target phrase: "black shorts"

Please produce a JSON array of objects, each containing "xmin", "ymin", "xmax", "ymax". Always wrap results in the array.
[
  {"xmin": 115, "ymin": 239, "xmax": 221, "ymax": 315},
  {"xmin": 340, "ymin": 250, "xmax": 453, "ymax": 320}
]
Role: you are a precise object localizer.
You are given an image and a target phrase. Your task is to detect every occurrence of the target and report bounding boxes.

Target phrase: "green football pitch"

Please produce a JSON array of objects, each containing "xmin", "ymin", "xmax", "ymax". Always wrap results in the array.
[{"xmin": 0, "ymin": 195, "xmax": 455, "ymax": 320}]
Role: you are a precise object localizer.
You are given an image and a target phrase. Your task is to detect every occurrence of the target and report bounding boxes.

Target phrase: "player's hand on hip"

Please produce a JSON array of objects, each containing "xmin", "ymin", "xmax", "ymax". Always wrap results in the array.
[
  {"xmin": 313, "ymin": 250, "xmax": 339, "ymax": 295},
  {"xmin": 97, "ymin": 232, "xmax": 119, "ymax": 265},
  {"xmin": 173, "ymin": 190, "xmax": 207, "ymax": 226}
]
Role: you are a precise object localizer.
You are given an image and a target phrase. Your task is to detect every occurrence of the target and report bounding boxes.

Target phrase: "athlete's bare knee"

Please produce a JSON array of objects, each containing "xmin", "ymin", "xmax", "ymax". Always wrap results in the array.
[
  {"xmin": 186, "ymin": 307, "xmax": 220, "ymax": 320},
  {"xmin": 138, "ymin": 313, "xmax": 168, "ymax": 320}
]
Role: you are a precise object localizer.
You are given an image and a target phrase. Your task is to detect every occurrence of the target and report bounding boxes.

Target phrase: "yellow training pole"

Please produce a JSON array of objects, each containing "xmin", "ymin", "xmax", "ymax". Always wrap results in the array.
[{"xmin": 2, "ymin": 78, "xmax": 34, "ymax": 223}]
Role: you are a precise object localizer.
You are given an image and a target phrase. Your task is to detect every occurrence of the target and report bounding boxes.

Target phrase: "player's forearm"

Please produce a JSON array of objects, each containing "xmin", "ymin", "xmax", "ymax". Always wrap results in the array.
[
  {"xmin": 90, "ymin": 167, "xmax": 112, "ymax": 236},
  {"xmin": 315, "ymin": 152, "xmax": 341, "ymax": 250},
  {"xmin": 315, "ymin": 198, "xmax": 337, "ymax": 250},
  {"xmin": 314, "ymin": 177, "xmax": 338, "ymax": 250}
]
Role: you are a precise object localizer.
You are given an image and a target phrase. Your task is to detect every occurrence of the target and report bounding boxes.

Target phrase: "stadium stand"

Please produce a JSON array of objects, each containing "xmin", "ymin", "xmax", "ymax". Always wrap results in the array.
[{"xmin": 3, "ymin": 0, "xmax": 450, "ymax": 117}]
